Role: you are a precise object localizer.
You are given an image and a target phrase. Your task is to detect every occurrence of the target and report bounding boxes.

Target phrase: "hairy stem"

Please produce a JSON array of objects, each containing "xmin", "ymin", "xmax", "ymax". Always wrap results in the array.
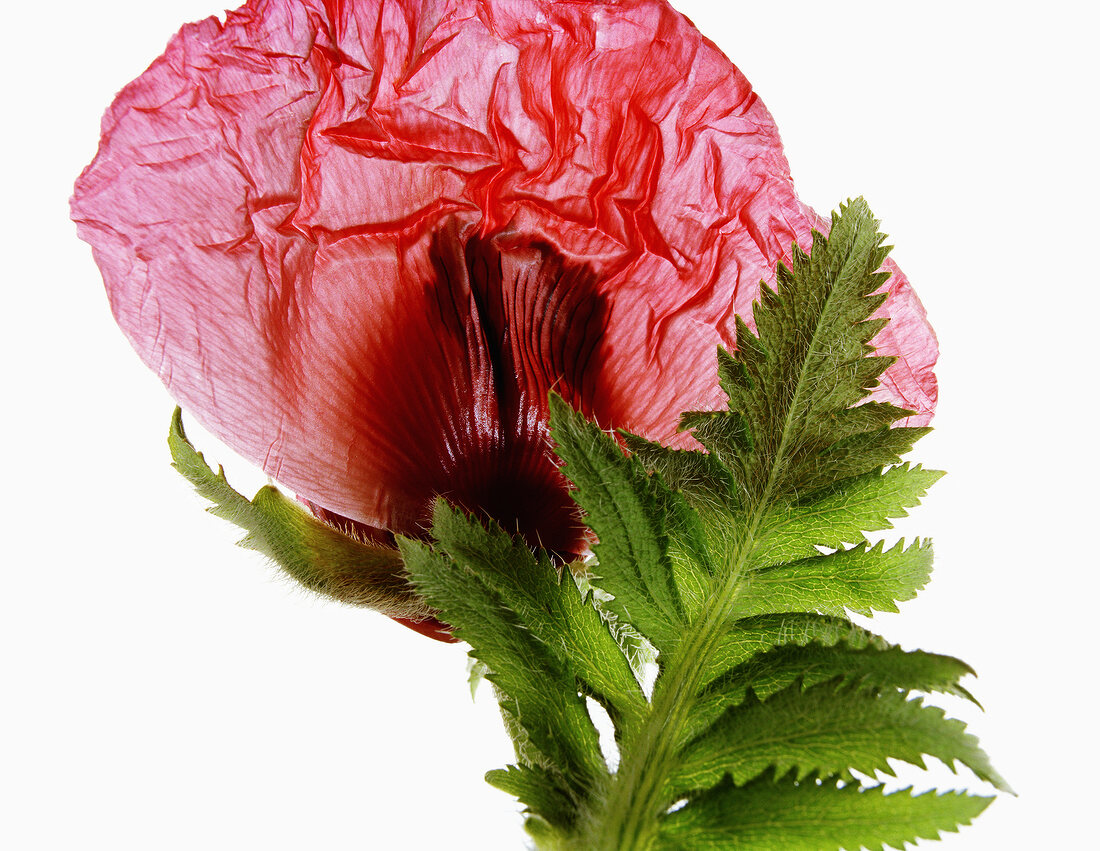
[{"xmin": 580, "ymin": 530, "xmax": 760, "ymax": 850}]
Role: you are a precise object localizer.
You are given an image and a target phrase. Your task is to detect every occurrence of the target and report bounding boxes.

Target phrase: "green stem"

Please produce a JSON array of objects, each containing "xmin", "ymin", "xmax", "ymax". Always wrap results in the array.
[{"xmin": 582, "ymin": 532, "xmax": 760, "ymax": 850}]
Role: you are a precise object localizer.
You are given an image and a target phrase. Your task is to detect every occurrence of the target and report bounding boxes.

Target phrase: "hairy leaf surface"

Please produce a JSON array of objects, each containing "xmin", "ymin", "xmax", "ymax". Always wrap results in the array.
[
  {"xmin": 735, "ymin": 539, "xmax": 934, "ymax": 618},
  {"xmin": 684, "ymin": 642, "xmax": 978, "ymax": 746},
  {"xmin": 401, "ymin": 531, "xmax": 608, "ymax": 801},
  {"xmin": 549, "ymin": 394, "xmax": 689, "ymax": 653},
  {"xmin": 671, "ymin": 683, "xmax": 1007, "ymax": 796},
  {"xmin": 657, "ymin": 777, "xmax": 993, "ymax": 850}
]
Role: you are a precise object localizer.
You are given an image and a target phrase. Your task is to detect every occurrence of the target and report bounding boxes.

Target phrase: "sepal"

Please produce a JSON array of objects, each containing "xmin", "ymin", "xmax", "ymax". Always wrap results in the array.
[{"xmin": 168, "ymin": 408, "xmax": 429, "ymax": 618}]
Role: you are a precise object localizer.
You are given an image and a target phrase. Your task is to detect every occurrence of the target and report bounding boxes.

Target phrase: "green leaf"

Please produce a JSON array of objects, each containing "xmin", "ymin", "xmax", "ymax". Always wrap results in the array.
[
  {"xmin": 712, "ymin": 644, "xmax": 977, "ymax": 706},
  {"xmin": 658, "ymin": 776, "xmax": 993, "ymax": 851},
  {"xmin": 695, "ymin": 199, "xmax": 913, "ymax": 506},
  {"xmin": 677, "ymin": 409, "xmax": 754, "ymax": 491},
  {"xmin": 467, "ymin": 658, "xmax": 491, "ymax": 699},
  {"xmin": 736, "ymin": 539, "xmax": 934, "ymax": 618},
  {"xmin": 685, "ymin": 644, "xmax": 979, "ymax": 746},
  {"xmin": 620, "ymin": 431, "xmax": 740, "ymax": 512},
  {"xmin": 400, "ymin": 532, "xmax": 608, "ymax": 800},
  {"xmin": 754, "ymin": 464, "xmax": 945, "ymax": 566},
  {"xmin": 548, "ymin": 394, "xmax": 688, "ymax": 652},
  {"xmin": 486, "ymin": 765, "xmax": 578, "ymax": 833},
  {"xmin": 167, "ymin": 408, "xmax": 427, "ymax": 618},
  {"xmin": 614, "ymin": 433, "xmax": 724, "ymax": 624},
  {"xmin": 670, "ymin": 683, "xmax": 1008, "ymax": 797},
  {"xmin": 793, "ymin": 425, "xmax": 932, "ymax": 495},
  {"xmin": 699, "ymin": 613, "xmax": 889, "ymax": 688},
  {"xmin": 428, "ymin": 501, "xmax": 647, "ymax": 729},
  {"xmin": 576, "ymin": 573, "xmax": 658, "ymax": 687}
]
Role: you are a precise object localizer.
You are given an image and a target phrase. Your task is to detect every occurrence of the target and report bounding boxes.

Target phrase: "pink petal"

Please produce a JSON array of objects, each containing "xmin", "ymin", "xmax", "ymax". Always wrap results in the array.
[{"xmin": 73, "ymin": 0, "xmax": 937, "ymax": 560}]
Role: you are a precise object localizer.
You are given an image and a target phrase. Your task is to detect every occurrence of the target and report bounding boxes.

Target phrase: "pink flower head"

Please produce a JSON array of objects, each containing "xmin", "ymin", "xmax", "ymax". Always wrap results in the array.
[{"xmin": 73, "ymin": 0, "xmax": 937, "ymax": 633}]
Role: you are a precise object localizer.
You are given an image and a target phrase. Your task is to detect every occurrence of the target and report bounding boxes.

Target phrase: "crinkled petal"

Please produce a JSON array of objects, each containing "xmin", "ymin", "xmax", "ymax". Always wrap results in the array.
[{"xmin": 73, "ymin": 0, "xmax": 937, "ymax": 547}]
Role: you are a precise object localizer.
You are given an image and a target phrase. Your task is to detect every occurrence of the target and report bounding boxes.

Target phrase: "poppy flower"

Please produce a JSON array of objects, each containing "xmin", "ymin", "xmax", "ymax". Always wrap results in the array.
[{"xmin": 72, "ymin": 0, "xmax": 937, "ymax": 637}]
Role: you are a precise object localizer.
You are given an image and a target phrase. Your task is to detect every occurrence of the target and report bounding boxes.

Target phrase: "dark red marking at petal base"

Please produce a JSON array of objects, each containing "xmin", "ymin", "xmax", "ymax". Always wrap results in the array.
[{"xmin": 361, "ymin": 221, "xmax": 608, "ymax": 557}]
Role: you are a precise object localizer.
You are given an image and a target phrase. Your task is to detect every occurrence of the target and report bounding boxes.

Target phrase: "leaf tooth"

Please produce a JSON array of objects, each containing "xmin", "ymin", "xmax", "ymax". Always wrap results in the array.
[
  {"xmin": 775, "ymin": 257, "xmax": 797, "ymax": 291},
  {"xmin": 858, "ymin": 315, "xmax": 890, "ymax": 344},
  {"xmin": 732, "ymin": 314, "xmax": 769, "ymax": 376},
  {"xmin": 716, "ymin": 345, "xmax": 752, "ymax": 400}
]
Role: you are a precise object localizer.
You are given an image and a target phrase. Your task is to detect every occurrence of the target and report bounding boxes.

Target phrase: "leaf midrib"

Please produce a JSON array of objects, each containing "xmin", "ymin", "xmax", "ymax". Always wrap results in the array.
[
  {"xmin": 585, "ymin": 231, "xmax": 879, "ymax": 850},
  {"xmin": 755, "ymin": 237, "xmax": 866, "ymax": 515}
]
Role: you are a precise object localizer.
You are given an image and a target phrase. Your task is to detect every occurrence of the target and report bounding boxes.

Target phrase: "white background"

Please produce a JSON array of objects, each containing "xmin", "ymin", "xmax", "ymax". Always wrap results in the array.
[{"xmin": 3, "ymin": 1, "xmax": 1097, "ymax": 848}]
